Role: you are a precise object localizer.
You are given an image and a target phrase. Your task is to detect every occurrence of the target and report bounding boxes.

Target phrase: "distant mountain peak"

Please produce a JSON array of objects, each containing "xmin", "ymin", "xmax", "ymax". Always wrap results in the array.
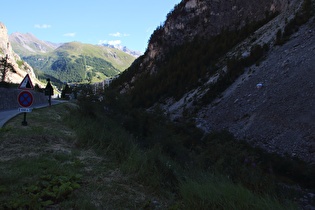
[
  {"xmin": 100, "ymin": 44, "xmax": 143, "ymax": 58},
  {"xmin": 9, "ymin": 32, "xmax": 62, "ymax": 57}
]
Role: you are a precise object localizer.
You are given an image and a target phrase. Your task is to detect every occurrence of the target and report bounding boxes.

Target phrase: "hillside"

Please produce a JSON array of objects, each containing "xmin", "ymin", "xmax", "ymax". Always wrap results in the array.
[
  {"xmin": 111, "ymin": 0, "xmax": 314, "ymax": 164},
  {"xmin": 23, "ymin": 42, "xmax": 136, "ymax": 83}
]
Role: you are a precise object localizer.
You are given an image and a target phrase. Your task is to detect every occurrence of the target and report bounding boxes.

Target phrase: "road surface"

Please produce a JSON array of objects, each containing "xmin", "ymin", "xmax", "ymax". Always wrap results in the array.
[{"xmin": 0, "ymin": 100, "xmax": 67, "ymax": 128}]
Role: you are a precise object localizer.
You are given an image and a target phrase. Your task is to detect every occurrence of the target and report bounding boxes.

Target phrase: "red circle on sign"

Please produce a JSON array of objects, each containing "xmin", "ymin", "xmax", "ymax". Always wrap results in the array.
[{"xmin": 18, "ymin": 91, "xmax": 33, "ymax": 107}]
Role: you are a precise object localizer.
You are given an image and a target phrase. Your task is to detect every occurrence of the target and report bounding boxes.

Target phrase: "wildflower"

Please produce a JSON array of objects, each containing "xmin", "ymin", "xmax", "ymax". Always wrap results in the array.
[
  {"xmin": 244, "ymin": 158, "xmax": 249, "ymax": 163},
  {"xmin": 252, "ymin": 162, "xmax": 256, "ymax": 167}
]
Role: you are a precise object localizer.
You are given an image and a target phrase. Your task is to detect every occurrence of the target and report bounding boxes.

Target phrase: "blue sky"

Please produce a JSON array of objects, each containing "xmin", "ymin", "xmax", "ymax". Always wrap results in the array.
[{"xmin": 0, "ymin": 0, "xmax": 182, "ymax": 53}]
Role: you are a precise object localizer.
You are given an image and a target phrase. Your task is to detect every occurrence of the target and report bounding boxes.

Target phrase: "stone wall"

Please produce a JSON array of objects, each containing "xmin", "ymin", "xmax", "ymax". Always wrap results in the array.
[{"xmin": 0, "ymin": 88, "xmax": 48, "ymax": 110}]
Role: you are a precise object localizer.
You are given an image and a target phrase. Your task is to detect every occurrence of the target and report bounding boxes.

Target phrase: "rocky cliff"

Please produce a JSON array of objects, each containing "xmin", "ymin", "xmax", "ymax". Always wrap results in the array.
[{"xmin": 0, "ymin": 21, "xmax": 42, "ymax": 86}]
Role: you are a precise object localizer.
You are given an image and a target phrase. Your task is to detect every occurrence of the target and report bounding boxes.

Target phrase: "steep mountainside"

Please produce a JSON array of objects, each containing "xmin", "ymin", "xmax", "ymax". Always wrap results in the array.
[
  {"xmin": 0, "ymin": 22, "xmax": 43, "ymax": 86},
  {"xmin": 23, "ymin": 42, "xmax": 136, "ymax": 83},
  {"xmin": 112, "ymin": 0, "xmax": 314, "ymax": 163},
  {"xmin": 9, "ymin": 32, "xmax": 61, "ymax": 57},
  {"xmin": 119, "ymin": 0, "xmax": 292, "ymax": 86}
]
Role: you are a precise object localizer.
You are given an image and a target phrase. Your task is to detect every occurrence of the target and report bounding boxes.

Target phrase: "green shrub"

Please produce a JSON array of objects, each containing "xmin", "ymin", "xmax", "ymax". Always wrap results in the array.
[
  {"xmin": 1, "ymin": 173, "xmax": 82, "ymax": 209},
  {"xmin": 16, "ymin": 60, "xmax": 24, "ymax": 68}
]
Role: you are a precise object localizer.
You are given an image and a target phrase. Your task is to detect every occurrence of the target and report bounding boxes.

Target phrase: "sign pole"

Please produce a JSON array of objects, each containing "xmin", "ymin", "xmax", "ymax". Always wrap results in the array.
[
  {"xmin": 22, "ymin": 112, "xmax": 27, "ymax": 126},
  {"xmin": 17, "ymin": 74, "xmax": 35, "ymax": 126},
  {"xmin": 49, "ymin": 94, "xmax": 51, "ymax": 107}
]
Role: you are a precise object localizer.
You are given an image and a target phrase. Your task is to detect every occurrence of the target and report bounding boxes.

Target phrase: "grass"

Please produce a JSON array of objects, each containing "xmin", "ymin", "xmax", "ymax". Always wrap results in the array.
[
  {"xmin": 0, "ymin": 97, "xmax": 311, "ymax": 209},
  {"xmin": 67, "ymin": 93, "xmax": 307, "ymax": 209},
  {"xmin": 180, "ymin": 174, "xmax": 296, "ymax": 210},
  {"xmin": 0, "ymin": 103, "xmax": 170, "ymax": 209}
]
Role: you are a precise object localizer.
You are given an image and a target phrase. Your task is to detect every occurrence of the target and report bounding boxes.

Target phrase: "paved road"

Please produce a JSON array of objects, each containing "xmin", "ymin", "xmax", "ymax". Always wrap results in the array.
[{"xmin": 0, "ymin": 100, "xmax": 67, "ymax": 128}]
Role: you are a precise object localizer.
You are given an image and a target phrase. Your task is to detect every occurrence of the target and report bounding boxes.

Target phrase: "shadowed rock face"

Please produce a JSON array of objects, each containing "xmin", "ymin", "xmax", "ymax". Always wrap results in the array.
[
  {"xmin": 147, "ymin": 0, "xmax": 291, "ymax": 60},
  {"xmin": 125, "ymin": 0, "xmax": 293, "ymax": 85}
]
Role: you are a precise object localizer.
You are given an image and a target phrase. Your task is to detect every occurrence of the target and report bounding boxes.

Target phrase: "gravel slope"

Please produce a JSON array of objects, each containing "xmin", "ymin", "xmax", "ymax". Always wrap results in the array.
[{"xmin": 196, "ymin": 18, "xmax": 315, "ymax": 164}]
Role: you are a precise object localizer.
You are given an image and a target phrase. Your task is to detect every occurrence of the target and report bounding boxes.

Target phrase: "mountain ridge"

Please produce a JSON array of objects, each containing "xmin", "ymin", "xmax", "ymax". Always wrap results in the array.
[
  {"xmin": 8, "ymin": 32, "xmax": 138, "ymax": 83},
  {"xmin": 9, "ymin": 32, "xmax": 142, "ymax": 58},
  {"xmin": 22, "ymin": 41, "xmax": 136, "ymax": 83},
  {"xmin": 9, "ymin": 32, "xmax": 62, "ymax": 57}
]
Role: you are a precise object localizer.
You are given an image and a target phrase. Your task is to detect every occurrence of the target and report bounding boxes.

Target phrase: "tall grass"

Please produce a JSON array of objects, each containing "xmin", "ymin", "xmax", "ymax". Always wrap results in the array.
[
  {"xmin": 66, "ymin": 106, "xmax": 179, "ymax": 193},
  {"xmin": 62, "ymin": 90, "xmax": 305, "ymax": 209},
  {"xmin": 180, "ymin": 174, "xmax": 297, "ymax": 210}
]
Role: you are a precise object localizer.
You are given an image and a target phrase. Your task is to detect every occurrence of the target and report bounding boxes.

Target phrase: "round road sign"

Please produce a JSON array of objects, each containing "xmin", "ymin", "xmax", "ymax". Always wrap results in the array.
[{"xmin": 18, "ymin": 91, "xmax": 33, "ymax": 108}]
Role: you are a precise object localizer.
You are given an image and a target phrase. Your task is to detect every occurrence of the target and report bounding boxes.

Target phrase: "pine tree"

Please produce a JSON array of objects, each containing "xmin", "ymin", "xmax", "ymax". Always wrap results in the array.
[{"xmin": 0, "ymin": 55, "xmax": 16, "ymax": 82}]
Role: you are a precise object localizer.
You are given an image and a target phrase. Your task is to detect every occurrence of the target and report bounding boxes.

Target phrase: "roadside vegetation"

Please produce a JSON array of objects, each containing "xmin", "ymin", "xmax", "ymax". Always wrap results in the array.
[
  {"xmin": 2, "ymin": 88, "xmax": 312, "ymax": 209},
  {"xmin": 0, "ymin": 103, "xmax": 172, "ymax": 209},
  {"xmin": 68, "ymin": 87, "xmax": 314, "ymax": 209}
]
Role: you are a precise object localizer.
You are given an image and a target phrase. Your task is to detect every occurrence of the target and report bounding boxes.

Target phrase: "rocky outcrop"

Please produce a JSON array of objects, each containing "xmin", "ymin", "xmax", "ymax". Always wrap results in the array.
[
  {"xmin": 155, "ymin": 0, "xmax": 292, "ymax": 50},
  {"xmin": 0, "ymin": 21, "xmax": 42, "ymax": 86}
]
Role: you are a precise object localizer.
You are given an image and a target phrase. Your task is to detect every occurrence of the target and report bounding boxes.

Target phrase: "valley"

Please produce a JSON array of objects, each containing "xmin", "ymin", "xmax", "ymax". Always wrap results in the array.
[
  {"xmin": 0, "ymin": 0, "xmax": 314, "ymax": 208},
  {"xmin": 9, "ymin": 34, "xmax": 137, "ymax": 84}
]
